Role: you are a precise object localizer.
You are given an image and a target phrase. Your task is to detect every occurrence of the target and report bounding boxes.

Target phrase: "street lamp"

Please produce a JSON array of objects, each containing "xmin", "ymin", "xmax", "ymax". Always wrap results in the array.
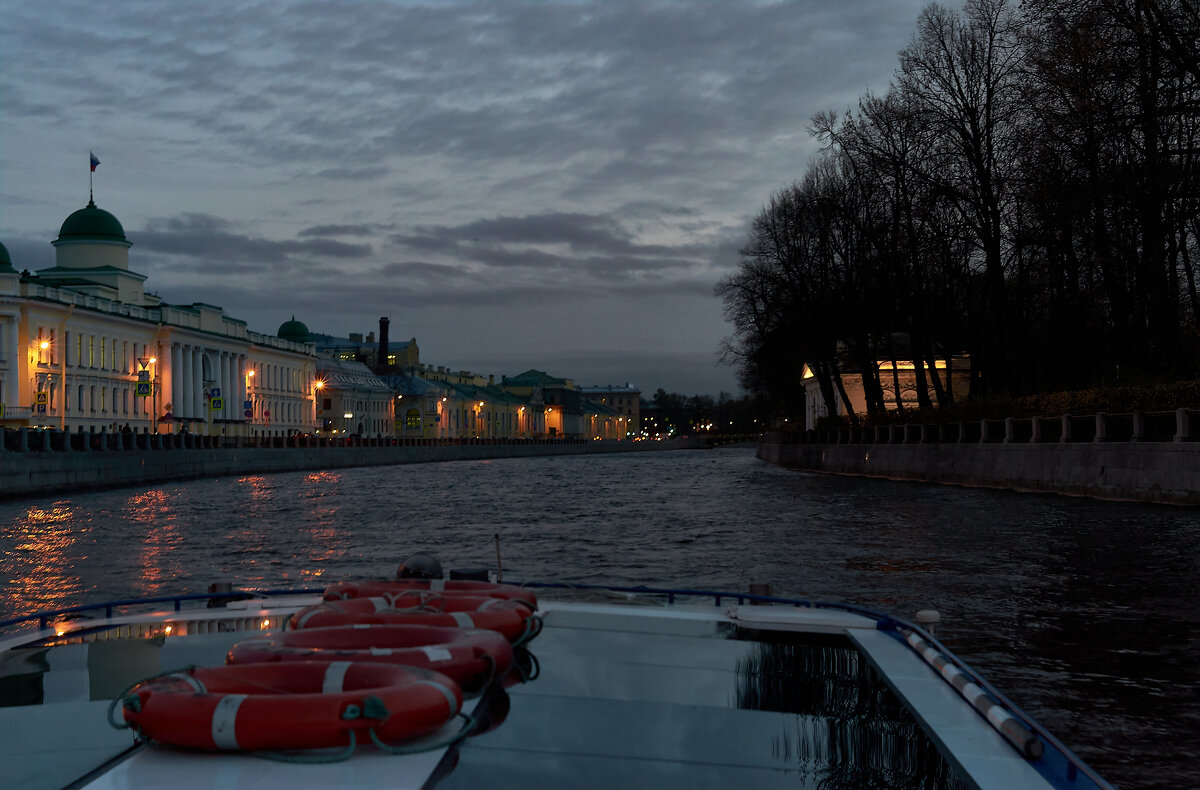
[
  {"xmin": 245, "ymin": 368, "xmax": 256, "ymax": 431},
  {"xmin": 203, "ymin": 379, "xmax": 214, "ymax": 435},
  {"xmin": 30, "ymin": 339, "xmax": 54, "ymax": 429},
  {"xmin": 138, "ymin": 356, "xmax": 159, "ymax": 433}
]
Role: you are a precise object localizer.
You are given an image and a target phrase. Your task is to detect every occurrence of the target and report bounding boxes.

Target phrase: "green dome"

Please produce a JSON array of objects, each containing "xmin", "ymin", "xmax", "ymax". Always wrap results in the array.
[
  {"xmin": 278, "ymin": 316, "xmax": 310, "ymax": 341},
  {"xmin": 57, "ymin": 200, "xmax": 127, "ymax": 242},
  {"xmin": 0, "ymin": 241, "xmax": 14, "ymax": 273}
]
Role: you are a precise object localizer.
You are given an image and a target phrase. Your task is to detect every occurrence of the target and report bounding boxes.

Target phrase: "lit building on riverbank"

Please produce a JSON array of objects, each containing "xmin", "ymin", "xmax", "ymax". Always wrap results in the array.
[
  {"xmin": 0, "ymin": 200, "xmax": 316, "ymax": 437},
  {"xmin": 1, "ymin": 191, "xmax": 642, "ymax": 441},
  {"xmin": 800, "ymin": 355, "xmax": 972, "ymax": 430},
  {"xmin": 581, "ymin": 383, "xmax": 640, "ymax": 437}
]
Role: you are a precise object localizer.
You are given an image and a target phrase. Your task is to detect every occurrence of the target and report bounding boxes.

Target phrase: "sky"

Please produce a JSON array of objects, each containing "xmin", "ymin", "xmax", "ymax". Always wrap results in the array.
[{"xmin": 1, "ymin": 0, "xmax": 936, "ymax": 397}]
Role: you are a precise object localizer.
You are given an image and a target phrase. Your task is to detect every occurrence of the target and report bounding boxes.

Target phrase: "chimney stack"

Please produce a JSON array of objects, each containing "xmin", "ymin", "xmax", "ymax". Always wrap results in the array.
[{"xmin": 378, "ymin": 316, "xmax": 390, "ymax": 368}]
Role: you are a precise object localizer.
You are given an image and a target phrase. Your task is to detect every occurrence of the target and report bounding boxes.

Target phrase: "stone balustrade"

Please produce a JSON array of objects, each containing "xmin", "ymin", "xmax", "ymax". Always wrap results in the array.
[{"xmin": 776, "ymin": 408, "xmax": 1197, "ymax": 447}]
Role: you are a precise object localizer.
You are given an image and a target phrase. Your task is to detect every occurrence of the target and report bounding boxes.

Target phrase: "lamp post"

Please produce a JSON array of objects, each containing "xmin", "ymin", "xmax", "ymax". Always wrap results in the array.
[
  {"xmin": 203, "ymin": 379, "xmax": 214, "ymax": 435},
  {"xmin": 314, "ymin": 379, "xmax": 325, "ymax": 433},
  {"xmin": 245, "ymin": 368, "xmax": 255, "ymax": 436},
  {"xmin": 137, "ymin": 356, "xmax": 159, "ymax": 433}
]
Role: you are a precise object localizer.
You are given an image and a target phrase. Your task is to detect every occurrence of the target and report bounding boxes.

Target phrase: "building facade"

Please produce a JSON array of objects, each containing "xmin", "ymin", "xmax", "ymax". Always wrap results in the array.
[
  {"xmin": 0, "ymin": 200, "xmax": 316, "ymax": 436},
  {"xmin": 800, "ymin": 358, "xmax": 972, "ymax": 430},
  {"xmin": 580, "ymin": 383, "xmax": 640, "ymax": 436}
]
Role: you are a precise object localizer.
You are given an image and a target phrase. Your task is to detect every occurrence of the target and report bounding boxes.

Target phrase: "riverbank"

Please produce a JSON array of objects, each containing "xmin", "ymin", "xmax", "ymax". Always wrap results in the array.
[
  {"xmin": 758, "ymin": 431, "xmax": 1200, "ymax": 505},
  {"xmin": 0, "ymin": 436, "xmax": 705, "ymax": 501}
]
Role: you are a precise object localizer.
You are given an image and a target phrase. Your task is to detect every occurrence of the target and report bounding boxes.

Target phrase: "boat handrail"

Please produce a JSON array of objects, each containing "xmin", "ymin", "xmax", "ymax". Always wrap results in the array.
[{"xmin": 0, "ymin": 587, "xmax": 323, "ymax": 632}]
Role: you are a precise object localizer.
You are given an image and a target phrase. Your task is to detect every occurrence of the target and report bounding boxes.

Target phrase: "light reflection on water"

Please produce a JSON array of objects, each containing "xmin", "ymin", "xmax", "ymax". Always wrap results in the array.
[
  {"xmin": 3, "ymin": 502, "xmax": 84, "ymax": 612},
  {"xmin": 0, "ymin": 447, "xmax": 1197, "ymax": 787},
  {"xmin": 126, "ymin": 489, "xmax": 179, "ymax": 597}
]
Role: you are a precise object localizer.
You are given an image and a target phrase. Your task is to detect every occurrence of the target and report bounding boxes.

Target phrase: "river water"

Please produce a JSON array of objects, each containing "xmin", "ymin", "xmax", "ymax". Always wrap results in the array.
[{"xmin": 0, "ymin": 447, "xmax": 1195, "ymax": 788}]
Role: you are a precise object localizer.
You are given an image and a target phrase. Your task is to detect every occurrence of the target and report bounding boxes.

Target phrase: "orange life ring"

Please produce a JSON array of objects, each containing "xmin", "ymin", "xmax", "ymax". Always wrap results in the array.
[
  {"xmin": 290, "ymin": 595, "xmax": 540, "ymax": 644},
  {"xmin": 227, "ymin": 624, "xmax": 513, "ymax": 690},
  {"xmin": 324, "ymin": 579, "xmax": 537, "ymax": 609},
  {"xmin": 121, "ymin": 661, "xmax": 461, "ymax": 752}
]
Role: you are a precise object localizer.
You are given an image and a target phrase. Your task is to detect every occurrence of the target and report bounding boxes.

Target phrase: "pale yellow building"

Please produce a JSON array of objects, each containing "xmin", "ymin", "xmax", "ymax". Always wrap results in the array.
[{"xmin": 0, "ymin": 200, "xmax": 317, "ymax": 436}]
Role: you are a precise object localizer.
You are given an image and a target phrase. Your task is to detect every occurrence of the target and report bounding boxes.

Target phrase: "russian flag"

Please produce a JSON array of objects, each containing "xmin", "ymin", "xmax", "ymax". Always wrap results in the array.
[{"xmin": 90, "ymin": 151, "xmax": 100, "ymax": 172}]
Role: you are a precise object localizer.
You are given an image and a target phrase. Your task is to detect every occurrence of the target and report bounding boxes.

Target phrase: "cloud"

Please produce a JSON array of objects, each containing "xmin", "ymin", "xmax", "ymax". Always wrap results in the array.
[
  {"xmin": 298, "ymin": 224, "xmax": 375, "ymax": 237},
  {"xmin": 135, "ymin": 213, "xmax": 373, "ymax": 268},
  {"xmin": 391, "ymin": 211, "xmax": 712, "ymax": 281},
  {"xmin": 4, "ymin": 0, "xmax": 932, "ymax": 395}
]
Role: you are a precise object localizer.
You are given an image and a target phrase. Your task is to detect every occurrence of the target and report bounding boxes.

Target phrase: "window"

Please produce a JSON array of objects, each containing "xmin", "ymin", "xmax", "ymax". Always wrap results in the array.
[
  {"xmin": 88, "ymin": 336, "xmax": 95, "ymax": 367},
  {"xmin": 77, "ymin": 334, "xmax": 83, "ymax": 367},
  {"xmin": 100, "ymin": 337, "xmax": 106, "ymax": 369},
  {"xmin": 78, "ymin": 385, "xmax": 84, "ymax": 412},
  {"xmin": 101, "ymin": 388, "xmax": 107, "ymax": 413},
  {"xmin": 406, "ymin": 408, "xmax": 420, "ymax": 429}
]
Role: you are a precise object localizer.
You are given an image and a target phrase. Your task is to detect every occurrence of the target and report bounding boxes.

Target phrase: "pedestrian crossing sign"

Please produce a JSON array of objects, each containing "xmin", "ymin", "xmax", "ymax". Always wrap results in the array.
[
  {"xmin": 210, "ymin": 397, "xmax": 224, "ymax": 411},
  {"xmin": 136, "ymin": 382, "xmax": 152, "ymax": 397}
]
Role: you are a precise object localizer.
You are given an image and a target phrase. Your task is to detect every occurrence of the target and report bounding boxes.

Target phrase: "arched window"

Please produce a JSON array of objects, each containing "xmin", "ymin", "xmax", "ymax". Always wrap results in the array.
[{"xmin": 406, "ymin": 408, "xmax": 420, "ymax": 429}]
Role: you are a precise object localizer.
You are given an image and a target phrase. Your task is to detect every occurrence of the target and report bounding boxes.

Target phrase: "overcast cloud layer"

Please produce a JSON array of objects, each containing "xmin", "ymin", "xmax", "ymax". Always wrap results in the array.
[{"xmin": 1, "ymin": 0, "xmax": 933, "ymax": 396}]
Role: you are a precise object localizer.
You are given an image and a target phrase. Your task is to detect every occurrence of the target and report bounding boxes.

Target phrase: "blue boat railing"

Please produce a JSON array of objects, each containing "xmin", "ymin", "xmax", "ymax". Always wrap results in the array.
[
  {"xmin": 512, "ymin": 581, "xmax": 1115, "ymax": 790},
  {"xmin": 0, "ymin": 587, "xmax": 323, "ymax": 633},
  {"xmin": 2, "ymin": 581, "xmax": 1114, "ymax": 790}
]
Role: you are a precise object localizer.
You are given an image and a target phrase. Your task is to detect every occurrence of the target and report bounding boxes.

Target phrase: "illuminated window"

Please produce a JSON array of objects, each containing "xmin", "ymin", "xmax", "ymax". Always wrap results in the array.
[
  {"xmin": 406, "ymin": 408, "xmax": 420, "ymax": 429},
  {"xmin": 100, "ymin": 337, "xmax": 106, "ymax": 369},
  {"xmin": 88, "ymin": 337, "xmax": 94, "ymax": 367}
]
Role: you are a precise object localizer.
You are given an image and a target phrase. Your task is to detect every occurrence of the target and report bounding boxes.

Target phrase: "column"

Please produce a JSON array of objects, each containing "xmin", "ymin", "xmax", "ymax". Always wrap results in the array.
[
  {"xmin": 227, "ymin": 353, "xmax": 236, "ymax": 420},
  {"xmin": 191, "ymin": 347, "xmax": 203, "ymax": 420},
  {"xmin": 220, "ymin": 352, "xmax": 230, "ymax": 420},
  {"xmin": 237, "ymin": 355, "xmax": 246, "ymax": 424},
  {"xmin": 3, "ymin": 318, "xmax": 17, "ymax": 408},
  {"xmin": 171, "ymin": 342, "xmax": 184, "ymax": 419},
  {"xmin": 181, "ymin": 346, "xmax": 193, "ymax": 419}
]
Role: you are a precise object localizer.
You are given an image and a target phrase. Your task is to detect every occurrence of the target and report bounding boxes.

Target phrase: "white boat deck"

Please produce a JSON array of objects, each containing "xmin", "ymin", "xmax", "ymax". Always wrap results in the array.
[{"xmin": 0, "ymin": 597, "xmax": 1064, "ymax": 789}]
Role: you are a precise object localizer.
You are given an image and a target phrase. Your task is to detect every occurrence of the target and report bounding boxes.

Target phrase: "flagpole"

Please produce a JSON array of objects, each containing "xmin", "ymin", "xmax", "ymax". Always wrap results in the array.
[{"xmin": 89, "ymin": 150, "xmax": 93, "ymax": 203}]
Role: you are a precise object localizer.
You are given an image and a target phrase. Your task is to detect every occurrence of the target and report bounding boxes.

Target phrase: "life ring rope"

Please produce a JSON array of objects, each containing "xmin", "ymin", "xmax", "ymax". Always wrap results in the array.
[
  {"xmin": 513, "ymin": 614, "xmax": 544, "ymax": 647},
  {"xmin": 107, "ymin": 664, "xmax": 202, "ymax": 731}
]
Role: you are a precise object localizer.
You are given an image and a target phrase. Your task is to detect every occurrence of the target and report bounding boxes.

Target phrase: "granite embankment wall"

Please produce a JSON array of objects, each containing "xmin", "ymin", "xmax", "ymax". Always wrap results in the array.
[
  {"xmin": 0, "ymin": 432, "xmax": 705, "ymax": 501},
  {"xmin": 757, "ymin": 410, "xmax": 1200, "ymax": 505}
]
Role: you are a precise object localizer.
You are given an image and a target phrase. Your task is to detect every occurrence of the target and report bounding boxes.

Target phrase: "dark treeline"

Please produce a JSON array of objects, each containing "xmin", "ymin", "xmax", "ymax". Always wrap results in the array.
[
  {"xmin": 717, "ymin": 0, "xmax": 1200, "ymax": 421},
  {"xmin": 642, "ymin": 389, "xmax": 762, "ymax": 435}
]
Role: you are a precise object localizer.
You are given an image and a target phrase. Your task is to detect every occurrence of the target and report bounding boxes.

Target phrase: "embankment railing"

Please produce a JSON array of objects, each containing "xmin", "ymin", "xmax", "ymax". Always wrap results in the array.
[
  {"xmin": 769, "ymin": 408, "xmax": 1198, "ymax": 446},
  {"xmin": 0, "ymin": 429, "xmax": 599, "ymax": 454}
]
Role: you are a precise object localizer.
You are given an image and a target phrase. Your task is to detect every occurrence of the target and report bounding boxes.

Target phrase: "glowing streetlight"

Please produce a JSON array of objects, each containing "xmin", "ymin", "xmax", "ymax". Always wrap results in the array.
[{"xmin": 138, "ymin": 355, "xmax": 160, "ymax": 433}]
